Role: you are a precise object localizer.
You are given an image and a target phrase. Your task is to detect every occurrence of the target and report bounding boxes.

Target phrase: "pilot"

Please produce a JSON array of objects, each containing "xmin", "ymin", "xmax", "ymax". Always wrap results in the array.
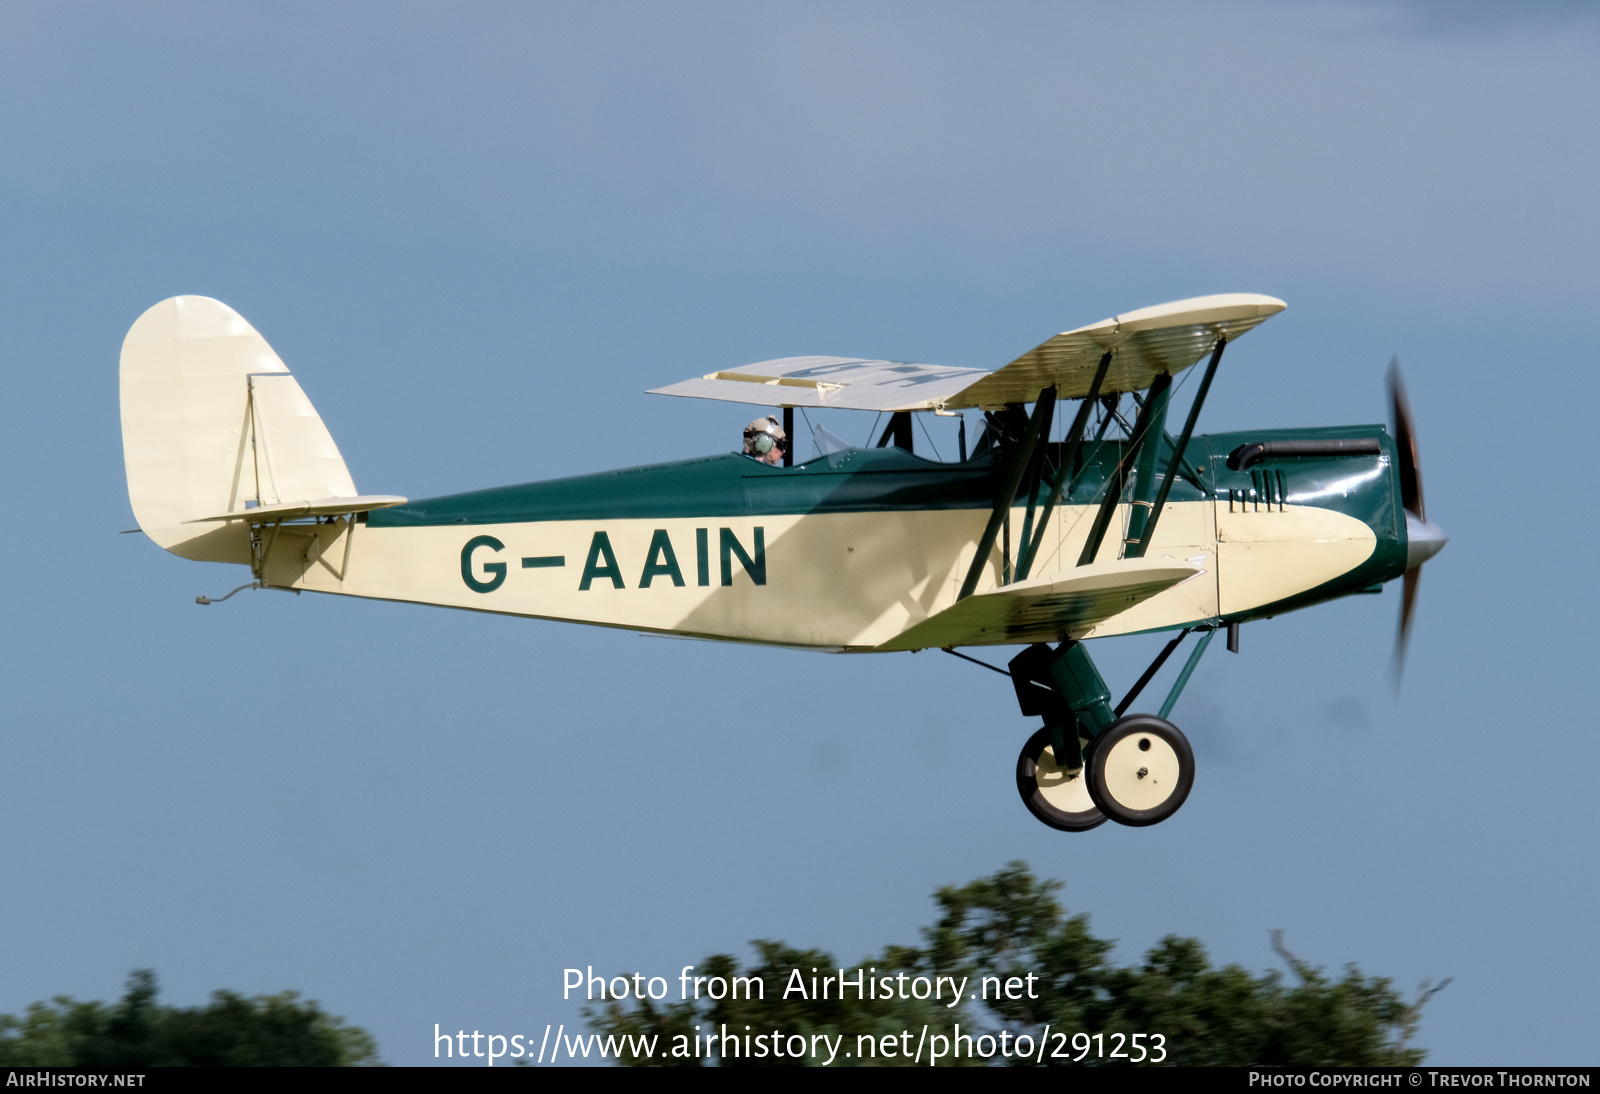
[{"xmin": 742, "ymin": 416, "xmax": 788, "ymax": 465}]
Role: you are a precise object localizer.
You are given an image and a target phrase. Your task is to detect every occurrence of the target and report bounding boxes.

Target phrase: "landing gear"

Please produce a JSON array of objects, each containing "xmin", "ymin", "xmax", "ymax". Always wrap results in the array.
[
  {"xmin": 1000, "ymin": 634, "xmax": 1213, "ymax": 832},
  {"xmin": 1085, "ymin": 715, "xmax": 1194, "ymax": 827},
  {"xmin": 1016, "ymin": 728, "xmax": 1105, "ymax": 831}
]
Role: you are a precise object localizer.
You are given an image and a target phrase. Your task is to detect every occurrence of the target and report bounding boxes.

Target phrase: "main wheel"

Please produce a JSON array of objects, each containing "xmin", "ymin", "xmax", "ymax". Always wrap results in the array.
[
  {"xmin": 1086, "ymin": 715, "xmax": 1194, "ymax": 827},
  {"xmin": 1016, "ymin": 727, "xmax": 1106, "ymax": 831}
]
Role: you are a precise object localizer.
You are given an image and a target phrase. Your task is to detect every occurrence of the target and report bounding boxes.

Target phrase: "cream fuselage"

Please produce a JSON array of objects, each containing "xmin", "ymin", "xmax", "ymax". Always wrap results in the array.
[{"xmin": 251, "ymin": 437, "xmax": 1404, "ymax": 651}]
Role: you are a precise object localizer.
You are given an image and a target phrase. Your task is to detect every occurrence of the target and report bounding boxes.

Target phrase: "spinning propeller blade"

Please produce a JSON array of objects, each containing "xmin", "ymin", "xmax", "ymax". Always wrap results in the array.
[
  {"xmin": 1388, "ymin": 358, "xmax": 1446, "ymax": 692},
  {"xmin": 1389, "ymin": 356, "xmax": 1424, "ymax": 522},
  {"xmin": 1393, "ymin": 565, "xmax": 1421, "ymax": 689}
]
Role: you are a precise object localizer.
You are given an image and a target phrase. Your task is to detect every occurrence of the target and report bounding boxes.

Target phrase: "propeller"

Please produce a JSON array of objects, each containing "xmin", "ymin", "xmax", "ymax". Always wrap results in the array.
[{"xmin": 1388, "ymin": 357, "xmax": 1447, "ymax": 692}]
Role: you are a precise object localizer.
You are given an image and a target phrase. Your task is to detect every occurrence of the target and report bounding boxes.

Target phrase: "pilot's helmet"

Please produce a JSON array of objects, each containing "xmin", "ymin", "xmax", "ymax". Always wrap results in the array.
[{"xmin": 743, "ymin": 415, "xmax": 787, "ymax": 457}]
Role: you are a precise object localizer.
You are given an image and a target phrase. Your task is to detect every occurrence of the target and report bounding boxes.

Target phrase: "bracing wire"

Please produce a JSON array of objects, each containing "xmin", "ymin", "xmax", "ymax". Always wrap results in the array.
[
  {"xmin": 914, "ymin": 413, "xmax": 943, "ymax": 462},
  {"xmin": 798, "ymin": 406, "xmax": 817, "ymax": 459}
]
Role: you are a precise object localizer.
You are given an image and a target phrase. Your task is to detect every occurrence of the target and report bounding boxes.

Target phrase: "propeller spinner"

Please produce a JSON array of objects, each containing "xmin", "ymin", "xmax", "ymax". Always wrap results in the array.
[{"xmin": 1389, "ymin": 357, "xmax": 1447, "ymax": 690}]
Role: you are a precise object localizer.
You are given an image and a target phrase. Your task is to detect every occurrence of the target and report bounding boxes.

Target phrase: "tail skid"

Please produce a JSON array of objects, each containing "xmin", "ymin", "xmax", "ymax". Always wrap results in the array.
[{"xmin": 195, "ymin": 582, "xmax": 257, "ymax": 606}]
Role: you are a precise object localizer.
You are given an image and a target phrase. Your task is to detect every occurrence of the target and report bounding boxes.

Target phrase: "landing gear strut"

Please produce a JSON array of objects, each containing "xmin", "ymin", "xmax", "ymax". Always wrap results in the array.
[{"xmin": 1008, "ymin": 639, "xmax": 1201, "ymax": 831}]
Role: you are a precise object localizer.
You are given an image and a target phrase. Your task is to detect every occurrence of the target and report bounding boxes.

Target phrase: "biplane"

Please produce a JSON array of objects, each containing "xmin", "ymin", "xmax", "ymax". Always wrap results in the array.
[{"xmin": 119, "ymin": 293, "xmax": 1444, "ymax": 831}]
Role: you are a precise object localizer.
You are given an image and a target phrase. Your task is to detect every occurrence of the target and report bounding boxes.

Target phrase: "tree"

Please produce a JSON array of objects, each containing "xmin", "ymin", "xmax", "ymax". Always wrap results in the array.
[
  {"xmin": 0, "ymin": 970, "xmax": 380, "ymax": 1066},
  {"xmin": 587, "ymin": 862, "xmax": 1440, "ymax": 1067}
]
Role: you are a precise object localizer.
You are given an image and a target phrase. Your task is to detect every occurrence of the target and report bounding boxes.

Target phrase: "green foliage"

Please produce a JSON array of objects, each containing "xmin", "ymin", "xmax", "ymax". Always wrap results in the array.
[
  {"xmin": 926, "ymin": 864, "xmax": 1428, "ymax": 1066},
  {"xmin": 587, "ymin": 862, "xmax": 1435, "ymax": 1067},
  {"xmin": 0, "ymin": 970, "xmax": 380, "ymax": 1067}
]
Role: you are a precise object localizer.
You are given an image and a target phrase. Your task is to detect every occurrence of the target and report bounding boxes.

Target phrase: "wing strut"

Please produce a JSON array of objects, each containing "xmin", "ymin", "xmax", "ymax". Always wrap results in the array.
[
  {"xmin": 1122, "ymin": 377, "xmax": 1175, "ymax": 550},
  {"xmin": 1077, "ymin": 372, "xmax": 1173, "ymax": 566},
  {"xmin": 1125, "ymin": 337, "xmax": 1226, "ymax": 559},
  {"xmin": 956, "ymin": 389, "xmax": 1057, "ymax": 601},
  {"xmin": 1014, "ymin": 352, "xmax": 1113, "ymax": 582},
  {"xmin": 1012, "ymin": 397, "xmax": 1058, "ymax": 581}
]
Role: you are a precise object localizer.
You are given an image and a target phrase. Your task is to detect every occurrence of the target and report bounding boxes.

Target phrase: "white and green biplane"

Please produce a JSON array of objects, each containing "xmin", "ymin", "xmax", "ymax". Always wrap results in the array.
[{"xmin": 119, "ymin": 293, "xmax": 1445, "ymax": 831}]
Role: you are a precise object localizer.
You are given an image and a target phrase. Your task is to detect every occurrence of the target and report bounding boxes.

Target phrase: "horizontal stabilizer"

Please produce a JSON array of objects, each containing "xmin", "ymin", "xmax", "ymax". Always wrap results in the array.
[
  {"xmin": 649, "ymin": 294, "xmax": 1284, "ymax": 413},
  {"xmin": 878, "ymin": 559, "xmax": 1202, "ymax": 651},
  {"xmin": 187, "ymin": 495, "xmax": 408, "ymax": 524}
]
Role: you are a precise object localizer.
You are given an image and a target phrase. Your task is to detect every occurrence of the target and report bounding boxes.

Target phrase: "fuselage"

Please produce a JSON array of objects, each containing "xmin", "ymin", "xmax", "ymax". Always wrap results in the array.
[{"xmin": 253, "ymin": 424, "xmax": 1410, "ymax": 651}]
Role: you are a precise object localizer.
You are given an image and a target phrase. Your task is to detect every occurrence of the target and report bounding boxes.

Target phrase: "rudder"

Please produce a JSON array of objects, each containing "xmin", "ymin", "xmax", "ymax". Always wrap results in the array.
[{"xmin": 119, "ymin": 296, "xmax": 357, "ymax": 563}]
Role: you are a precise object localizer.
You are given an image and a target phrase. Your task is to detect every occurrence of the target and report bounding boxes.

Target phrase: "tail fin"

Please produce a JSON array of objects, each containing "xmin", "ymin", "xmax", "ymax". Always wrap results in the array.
[{"xmin": 119, "ymin": 297, "xmax": 358, "ymax": 563}]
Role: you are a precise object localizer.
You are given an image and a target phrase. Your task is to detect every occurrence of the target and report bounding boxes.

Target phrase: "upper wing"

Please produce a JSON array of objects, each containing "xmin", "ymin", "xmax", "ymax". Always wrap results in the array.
[
  {"xmin": 648, "ymin": 355, "xmax": 987, "ymax": 412},
  {"xmin": 877, "ymin": 558, "xmax": 1202, "ymax": 651},
  {"xmin": 952, "ymin": 293, "xmax": 1286, "ymax": 408},
  {"xmin": 648, "ymin": 294, "xmax": 1285, "ymax": 413}
]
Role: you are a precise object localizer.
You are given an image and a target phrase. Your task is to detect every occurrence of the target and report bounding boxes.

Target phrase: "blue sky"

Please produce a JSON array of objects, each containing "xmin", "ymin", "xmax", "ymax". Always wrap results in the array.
[{"xmin": 1, "ymin": 1, "xmax": 1595, "ymax": 1066}]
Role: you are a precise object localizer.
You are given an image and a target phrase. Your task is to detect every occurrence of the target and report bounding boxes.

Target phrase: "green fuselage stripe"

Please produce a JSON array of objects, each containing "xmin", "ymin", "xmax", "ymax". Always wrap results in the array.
[{"xmin": 368, "ymin": 426, "xmax": 1398, "ymax": 546}]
